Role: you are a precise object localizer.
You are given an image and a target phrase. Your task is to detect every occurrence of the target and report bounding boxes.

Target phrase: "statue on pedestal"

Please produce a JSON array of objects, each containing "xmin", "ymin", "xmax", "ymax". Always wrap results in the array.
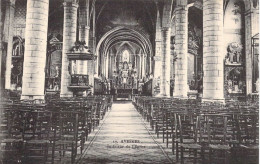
[{"xmin": 225, "ymin": 42, "xmax": 243, "ymax": 65}]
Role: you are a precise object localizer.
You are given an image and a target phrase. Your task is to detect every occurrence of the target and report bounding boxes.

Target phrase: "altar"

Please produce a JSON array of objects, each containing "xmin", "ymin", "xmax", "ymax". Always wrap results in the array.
[{"xmin": 111, "ymin": 50, "xmax": 138, "ymax": 100}]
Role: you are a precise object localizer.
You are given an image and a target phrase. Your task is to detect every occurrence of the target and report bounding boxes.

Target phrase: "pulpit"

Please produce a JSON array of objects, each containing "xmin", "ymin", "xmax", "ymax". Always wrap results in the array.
[{"xmin": 67, "ymin": 41, "xmax": 96, "ymax": 96}]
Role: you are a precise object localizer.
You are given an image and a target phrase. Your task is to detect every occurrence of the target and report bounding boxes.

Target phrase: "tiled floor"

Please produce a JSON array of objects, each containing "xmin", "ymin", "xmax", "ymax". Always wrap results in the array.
[{"xmin": 77, "ymin": 102, "xmax": 173, "ymax": 164}]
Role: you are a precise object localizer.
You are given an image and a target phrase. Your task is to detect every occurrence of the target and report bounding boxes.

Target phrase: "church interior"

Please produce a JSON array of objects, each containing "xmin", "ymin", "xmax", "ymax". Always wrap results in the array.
[{"xmin": 0, "ymin": 0, "xmax": 259, "ymax": 163}]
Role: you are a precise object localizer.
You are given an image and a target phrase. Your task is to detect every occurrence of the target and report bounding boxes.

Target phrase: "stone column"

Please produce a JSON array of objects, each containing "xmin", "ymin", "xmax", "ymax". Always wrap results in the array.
[
  {"xmin": 79, "ymin": 26, "xmax": 90, "ymax": 45},
  {"xmin": 110, "ymin": 54, "xmax": 113, "ymax": 78},
  {"xmin": 105, "ymin": 55, "xmax": 109, "ymax": 78},
  {"xmin": 245, "ymin": 10, "xmax": 253, "ymax": 94},
  {"xmin": 138, "ymin": 55, "xmax": 141, "ymax": 79},
  {"xmin": 143, "ymin": 55, "xmax": 147, "ymax": 77},
  {"xmin": 108, "ymin": 54, "xmax": 110, "ymax": 78},
  {"xmin": 78, "ymin": 3, "xmax": 89, "ymax": 76},
  {"xmin": 110, "ymin": 54, "xmax": 114, "ymax": 78},
  {"xmin": 5, "ymin": 0, "xmax": 16, "ymax": 89},
  {"xmin": 202, "ymin": 0, "xmax": 224, "ymax": 101},
  {"xmin": 153, "ymin": 10, "xmax": 162, "ymax": 96},
  {"xmin": 60, "ymin": 1, "xmax": 78, "ymax": 97},
  {"xmin": 245, "ymin": 6, "xmax": 259, "ymax": 94},
  {"xmin": 173, "ymin": 3, "xmax": 188, "ymax": 98},
  {"xmin": 160, "ymin": 27, "xmax": 171, "ymax": 97},
  {"xmin": 101, "ymin": 56, "xmax": 105, "ymax": 76},
  {"xmin": 21, "ymin": 0, "xmax": 49, "ymax": 100},
  {"xmin": 0, "ymin": 0, "xmax": 2, "ymax": 90},
  {"xmin": 141, "ymin": 54, "xmax": 145, "ymax": 78},
  {"xmin": 103, "ymin": 56, "xmax": 105, "ymax": 77},
  {"xmin": 149, "ymin": 57, "xmax": 152, "ymax": 74}
]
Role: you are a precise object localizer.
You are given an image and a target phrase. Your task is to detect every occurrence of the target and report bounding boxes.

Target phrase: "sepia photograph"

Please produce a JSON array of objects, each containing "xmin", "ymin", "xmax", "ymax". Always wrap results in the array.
[{"xmin": 0, "ymin": 0, "xmax": 259, "ymax": 163}]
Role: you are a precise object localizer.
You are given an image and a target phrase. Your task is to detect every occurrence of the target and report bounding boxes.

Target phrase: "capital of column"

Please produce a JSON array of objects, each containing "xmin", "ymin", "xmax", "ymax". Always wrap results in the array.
[
  {"xmin": 78, "ymin": 25, "xmax": 84, "ymax": 29},
  {"xmin": 140, "ymin": 54, "xmax": 147, "ymax": 58},
  {"xmin": 63, "ymin": 1, "xmax": 78, "ymax": 8},
  {"xmin": 175, "ymin": 5, "xmax": 188, "ymax": 10},
  {"xmin": 161, "ymin": 27, "xmax": 170, "ymax": 32}
]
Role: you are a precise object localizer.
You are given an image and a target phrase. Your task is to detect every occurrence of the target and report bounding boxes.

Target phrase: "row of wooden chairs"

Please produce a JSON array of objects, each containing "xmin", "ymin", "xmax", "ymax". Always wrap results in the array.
[
  {"xmin": 133, "ymin": 96, "xmax": 259, "ymax": 164},
  {"xmin": 0, "ymin": 95, "xmax": 112, "ymax": 164}
]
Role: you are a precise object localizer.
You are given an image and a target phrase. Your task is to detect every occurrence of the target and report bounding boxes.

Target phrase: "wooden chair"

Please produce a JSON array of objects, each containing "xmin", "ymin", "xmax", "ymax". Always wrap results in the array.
[
  {"xmin": 231, "ymin": 112, "xmax": 259, "ymax": 164},
  {"xmin": 175, "ymin": 113, "xmax": 203, "ymax": 164},
  {"xmin": 0, "ymin": 102, "xmax": 23, "ymax": 163},
  {"xmin": 200, "ymin": 114, "xmax": 231, "ymax": 164},
  {"xmin": 21, "ymin": 110, "xmax": 52, "ymax": 164},
  {"xmin": 53, "ymin": 111, "xmax": 84, "ymax": 163}
]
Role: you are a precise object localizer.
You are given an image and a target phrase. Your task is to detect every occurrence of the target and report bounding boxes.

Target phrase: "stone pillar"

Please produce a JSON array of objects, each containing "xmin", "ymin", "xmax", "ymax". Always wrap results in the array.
[
  {"xmin": 60, "ymin": 1, "xmax": 78, "ymax": 97},
  {"xmin": 5, "ymin": 0, "xmax": 16, "ymax": 89},
  {"xmin": 108, "ymin": 54, "xmax": 110, "ymax": 78},
  {"xmin": 153, "ymin": 44, "xmax": 162, "ymax": 81},
  {"xmin": 109, "ymin": 54, "xmax": 113, "ymax": 78},
  {"xmin": 245, "ymin": 6, "xmax": 259, "ymax": 94},
  {"xmin": 102, "ymin": 56, "xmax": 105, "ymax": 77},
  {"xmin": 145, "ymin": 55, "xmax": 148, "ymax": 76},
  {"xmin": 79, "ymin": 26, "xmax": 90, "ymax": 46},
  {"xmin": 143, "ymin": 55, "xmax": 146, "ymax": 77},
  {"xmin": 153, "ymin": 10, "xmax": 162, "ymax": 96},
  {"xmin": 87, "ymin": 58, "xmax": 94, "ymax": 92},
  {"xmin": 173, "ymin": 4, "xmax": 188, "ymax": 98},
  {"xmin": 160, "ymin": 27, "xmax": 171, "ymax": 97},
  {"xmin": 101, "ymin": 56, "xmax": 104, "ymax": 76},
  {"xmin": 110, "ymin": 54, "xmax": 114, "ymax": 78},
  {"xmin": 0, "ymin": 0, "xmax": 2, "ymax": 90},
  {"xmin": 21, "ymin": 0, "xmax": 49, "ymax": 100},
  {"xmin": 149, "ymin": 57, "xmax": 152, "ymax": 74},
  {"xmin": 245, "ymin": 10, "xmax": 253, "ymax": 94},
  {"xmin": 202, "ymin": 0, "xmax": 224, "ymax": 101},
  {"xmin": 138, "ymin": 55, "xmax": 141, "ymax": 79},
  {"xmin": 105, "ymin": 55, "xmax": 109, "ymax": 78},
  {"xmin": 141, "ymin": 54, "xmax": 145, "ymax": 78},
  {"xmin": 78, "ymin": 2, "xmax": 90, "ymax": 76}
]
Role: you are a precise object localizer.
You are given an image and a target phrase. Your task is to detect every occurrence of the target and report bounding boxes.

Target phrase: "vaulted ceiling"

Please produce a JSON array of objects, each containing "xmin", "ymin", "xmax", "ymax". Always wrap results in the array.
[{"xmin": 95, "ymin": 0, "xmax": 157, "ymax": 42}]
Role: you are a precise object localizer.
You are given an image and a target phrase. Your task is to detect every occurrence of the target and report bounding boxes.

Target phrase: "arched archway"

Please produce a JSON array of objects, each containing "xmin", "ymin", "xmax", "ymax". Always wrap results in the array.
[
  {"xmin": 95, "ymin": 26, "xmax": 153, "ymax": 98},
  {"xmin": 95, "ymin": 26, "xmax": 153, "ymax": 77}
]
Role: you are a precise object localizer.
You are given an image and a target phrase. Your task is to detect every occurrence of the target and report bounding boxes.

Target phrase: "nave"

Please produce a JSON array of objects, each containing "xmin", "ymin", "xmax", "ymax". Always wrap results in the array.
[
  {"xmin": 0, "ymin": 0, "xmax": 259, "ymax": 163},
  {"xmin": 0, "ymin": 94, "xmax": 259, "ymax": 164}
]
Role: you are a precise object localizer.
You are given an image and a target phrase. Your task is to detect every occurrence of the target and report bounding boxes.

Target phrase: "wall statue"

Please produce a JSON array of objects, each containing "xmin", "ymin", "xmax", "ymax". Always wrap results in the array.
[
  {"xmin": 188, "ymin": 23, "xmax": 202, "ymax": 55},
  {"xmin": 225, "ymin": 42, "xmax": 243, "ymax": 64},
  {"xmin": 12, "ymin": 37, "xmax": 25, "ymax": 57}
]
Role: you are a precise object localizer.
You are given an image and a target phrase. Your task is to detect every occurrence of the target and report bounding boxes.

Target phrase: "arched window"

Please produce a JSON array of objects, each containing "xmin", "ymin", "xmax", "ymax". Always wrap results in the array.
[{"xmin": 122, "ymin": 50, "xmax": 130, "ymax": 62}]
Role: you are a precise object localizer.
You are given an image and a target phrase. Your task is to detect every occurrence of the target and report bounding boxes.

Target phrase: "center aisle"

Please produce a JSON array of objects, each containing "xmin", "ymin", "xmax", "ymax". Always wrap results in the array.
[{"xmin": 77, "ymin": 101, "xmax": 172, "ymax": 164}]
